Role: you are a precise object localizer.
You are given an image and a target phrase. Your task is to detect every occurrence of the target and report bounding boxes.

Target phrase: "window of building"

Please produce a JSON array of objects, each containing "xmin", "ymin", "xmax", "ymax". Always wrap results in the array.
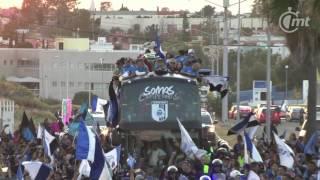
[
  {"xmin": 78, "ymin": 63, "xmax": 84, "ymax": 69},
  {"xmin": 52, "ymin": 81, "xmax": 57, "ymax": 87},
  {"xmin": 84, "ymin": 63, "xmax": 115, "ymax": 72},
  {"xmin": 84, "ymin": 82, "xmax": 90, "ymax": 89},
  {"xmin": 69, "ymin": 82, "xmax": 74, "ymax": 87},
  {"xmin": 61, "ymin": 81, "xmax": 66, "ymax": 87},
  {"xmin": 3, "ymin": 60, "xmax": 7, "ymax": 65}
]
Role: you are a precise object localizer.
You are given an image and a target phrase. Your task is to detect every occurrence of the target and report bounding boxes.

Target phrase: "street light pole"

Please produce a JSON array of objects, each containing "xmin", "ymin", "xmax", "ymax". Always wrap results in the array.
[
  {"xmin": 285, "ymin": 65, "xmax": 289, "ymax": 100},
  {"xmin": 266, "ymin": 20, "xmax": 272, "ymax": 144},
  {"xmin": 222, "ymin": 0, "xmax": 229, "ymax": 123},
  {"xmin": 100, "ymin": 58, "xmax": 104, "ymax": 98},
  {"xmin": 236, "ymin": 0, "xmax": 241, "ymax": 121}
]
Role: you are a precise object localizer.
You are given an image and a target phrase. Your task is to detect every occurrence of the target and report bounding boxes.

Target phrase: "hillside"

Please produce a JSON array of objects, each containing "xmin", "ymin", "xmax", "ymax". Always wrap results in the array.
[{"xmin": 0, "ymin": 79, "xmax": 60, "ymax": 129}]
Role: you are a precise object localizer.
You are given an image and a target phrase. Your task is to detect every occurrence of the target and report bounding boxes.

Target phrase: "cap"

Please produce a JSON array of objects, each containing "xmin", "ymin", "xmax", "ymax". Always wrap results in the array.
[
  {"xmin": 135, "ymin": 174, "xmax": 144, "ymax": 180},
  {"xmin": 167, "ymin": 165, "xmax": 178, "ymax": 173},
  {"xmin": 188, "ymin": 49, "xmax": 195, "ymax": 54},
  {"xmin": 211, "ymin": 159, "xmax": 223, "ymax": 165},
  {"xmin": 230, "ymin": 170, "xmax": 244, "ymax": 178},
  {"xmin": 199, "ymin": 175, "xmax": 211, "ymax": 180}
]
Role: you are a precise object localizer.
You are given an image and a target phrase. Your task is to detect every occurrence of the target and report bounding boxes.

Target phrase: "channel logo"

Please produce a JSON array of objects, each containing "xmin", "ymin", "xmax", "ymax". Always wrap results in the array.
[{"xmin": 279, "ymin": 7, "xmax": 310, "ymax": 33}]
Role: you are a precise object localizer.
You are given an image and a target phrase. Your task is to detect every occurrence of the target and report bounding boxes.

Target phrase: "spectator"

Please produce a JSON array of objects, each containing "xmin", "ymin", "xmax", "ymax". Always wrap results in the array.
[
  {"xmin": 134, "ymin": 58, "xmax": 149, "ymax": 76},
  {"xmin": 210, "ymin": 159, "xmax": 226, "ymax": 180},
  {"xmin": 121, "ymin": 58, "xmax": 136, "ymax": 77}
]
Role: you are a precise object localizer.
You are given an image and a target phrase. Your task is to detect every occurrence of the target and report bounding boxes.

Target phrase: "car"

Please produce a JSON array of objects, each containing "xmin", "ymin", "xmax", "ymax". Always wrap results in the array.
[
  {"xmin": 287, "ymin": 107, "xmax": 304, "ymax": 123},
  {"xmin": 317, "ymin": 105, "xmax": 320, "ymax": 120},
  {"xmin": 201, "ymin": 110, "xmax": 215, "ymax": 131},
  {"xmin": 256, "ymin": 106, "xmax": 281, "ymax": 124},
  {"xmin": 228, "ymin": 105, "xmax": 252, "ymax": 120}
]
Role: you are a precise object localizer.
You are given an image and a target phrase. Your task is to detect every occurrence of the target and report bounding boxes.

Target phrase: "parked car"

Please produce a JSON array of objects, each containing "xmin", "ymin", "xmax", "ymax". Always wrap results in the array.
[
  {"xmin": 317, "ymin": 105, "xmax": 320, "ymax": 120},
  {"xmin": 201, "ymin": 110, "xmax": 214, "ymax": 128},
  {"xmin": 228, "ymin": 105, "xmax": 252, "ymax": 120},
  {"xmin": 287, "ymin": 107, "xmax": 305, "ymax": 123},
  {"xmin": 256, "ymin": 106, "xmax": 281, "ymax": 124}
]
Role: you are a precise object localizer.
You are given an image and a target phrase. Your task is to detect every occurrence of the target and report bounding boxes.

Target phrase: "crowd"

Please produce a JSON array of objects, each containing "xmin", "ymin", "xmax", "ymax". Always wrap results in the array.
[
  {"xmin": 113, "ymin": 48, "xmax": 202, "ymax": 79},
  {"xmin": 0, "ymin": 110, "xmax": 320, "ymax": 180},
  {"xmin": 0, "ymin": 47, "xmax": 319, "ymax": 180}
]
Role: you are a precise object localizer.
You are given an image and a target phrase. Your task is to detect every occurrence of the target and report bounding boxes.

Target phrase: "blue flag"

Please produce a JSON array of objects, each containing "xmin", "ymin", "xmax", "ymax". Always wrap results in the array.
[
  {"xmin": 90, "ymin": 135, "xmax": 112, "ymax": 179},
  {"xmin": 155, "ymin": 33, "xmax": 165, "ymax": 59},
  {"xmin": 228, "ymin": 112, "xmax": 255, "ymax": 135},
  {"xmin": 107, "ymin": 80, "xmax": 118, "ymax": 127},
  {"xmin": 16, "ymin": 164, "xmax": 24, "ymax": 180},
  {"xmin": 21, "ymin": 161, "xmax": 51, "ymax": 180},
  {"xmin": 76, "ymin": 121, "xmax": 96, "ymax": 162},
  {"xmin": 304, "ymin": 130, "xmax": 320, "ymax": 155}
]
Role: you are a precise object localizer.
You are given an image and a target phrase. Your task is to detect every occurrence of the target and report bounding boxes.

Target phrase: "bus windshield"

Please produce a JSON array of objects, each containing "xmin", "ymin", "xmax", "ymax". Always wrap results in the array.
[{"xmin": 119, "ymin": 76, "xmax": 201, "ymax": 130}]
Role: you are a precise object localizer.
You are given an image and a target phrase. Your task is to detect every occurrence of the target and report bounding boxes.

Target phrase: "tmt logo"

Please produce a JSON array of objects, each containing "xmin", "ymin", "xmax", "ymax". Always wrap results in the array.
[{"xmin": 279, "ymin": 7, "xmax": 310, "ymax": 33}]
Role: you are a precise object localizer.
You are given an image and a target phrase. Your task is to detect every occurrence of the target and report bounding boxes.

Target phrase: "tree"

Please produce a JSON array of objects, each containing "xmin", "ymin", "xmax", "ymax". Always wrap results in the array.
[
  {"xmin": 182, "ymin": 12, "xmax": 190, "ymax": 42},
  {"xmin": 201, "ymin": 5, "xmax": 215, "ymax": 18},
  {"xmin": 144, "ymin": 24, "xmax": 158, "ymax": 41},
  {"xmin": 119, "ymin": 4, "xmax": 129, "ymax": 11},
  {"xmin": 260, "ymin": 0, "xmax": 320, "ymax": 141},
  {"xmin": 251, "ymin": 0, "xmax": 263, "ymax": 17}
]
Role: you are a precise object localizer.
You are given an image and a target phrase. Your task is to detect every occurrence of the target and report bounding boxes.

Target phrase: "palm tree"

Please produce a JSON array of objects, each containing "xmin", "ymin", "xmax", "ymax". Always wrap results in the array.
[{"xmin": 259, "ymin": 0, "xmax": 320, "ymax": 141}]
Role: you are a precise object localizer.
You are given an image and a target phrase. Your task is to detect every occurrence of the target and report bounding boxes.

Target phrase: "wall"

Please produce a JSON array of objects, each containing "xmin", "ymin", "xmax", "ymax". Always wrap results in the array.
[
  {"xmin": 55, "ymin": 38, "xmax": 90, "ymax": 51},
  {"xmin": 39, "ymin": 50, "xmax": 140, "ymax": 100}
]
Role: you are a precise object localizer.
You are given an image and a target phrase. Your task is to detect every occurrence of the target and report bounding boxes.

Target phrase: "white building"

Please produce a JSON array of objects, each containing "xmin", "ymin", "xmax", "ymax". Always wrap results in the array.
[
  {"xmin": 0, "ymin": 98, "xmax": 14, "ymax": 134},
  {"xmin": 95, "ymin": 10, "xmax": 268, "ymax": 35},
  {"xmin": 90, "ymin": 37, "xmax": 114, "ymax": 52}
]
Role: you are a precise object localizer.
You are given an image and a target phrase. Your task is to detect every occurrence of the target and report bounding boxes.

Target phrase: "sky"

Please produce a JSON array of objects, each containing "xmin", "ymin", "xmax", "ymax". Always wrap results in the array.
[{"xmin": 0, "ymin": 0, "xmax": 254, "ymax": 14}]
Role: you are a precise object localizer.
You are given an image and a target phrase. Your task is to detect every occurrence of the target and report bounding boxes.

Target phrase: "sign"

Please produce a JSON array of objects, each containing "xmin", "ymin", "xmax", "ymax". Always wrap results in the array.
[
  {"xmin": 119, "ymin": 77, "xmax": 201, "ymax": 130},
  {"xmin": 303, "ymin": 80, "xmax": 308, "ymax": 104},
  {"xmin": 151, "ymin": 101, "xmax": 168, "ymax": 122},
  {"xmin": 279, "ymin": 7, "xmax": 310, "ymax": 33},
  {"xmin": 0, "ymin": 99, "xmax": 14, "ymax": 134},
  {"xmin": 62, "ymin": 98, "xmax": 72, "ymax": 125}
]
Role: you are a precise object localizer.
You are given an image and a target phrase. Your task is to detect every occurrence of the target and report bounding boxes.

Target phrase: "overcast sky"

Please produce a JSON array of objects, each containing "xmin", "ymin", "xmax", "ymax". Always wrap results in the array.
[{"xmin": 1, "ymin": 0, "xmax": 254, "ymax": 14}]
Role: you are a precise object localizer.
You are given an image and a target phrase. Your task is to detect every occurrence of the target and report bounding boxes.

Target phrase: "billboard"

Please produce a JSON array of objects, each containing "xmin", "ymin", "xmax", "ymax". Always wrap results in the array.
[{"xmin": 119, "ymin": 77, "xmax": 201, "ymax": 130}]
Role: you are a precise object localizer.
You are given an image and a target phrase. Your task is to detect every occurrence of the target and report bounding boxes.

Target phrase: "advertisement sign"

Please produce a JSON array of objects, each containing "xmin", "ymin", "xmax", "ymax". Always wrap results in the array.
[
  {"xmin": 120, "ymin": 77, "xmax": 201, "ymax": 130},
  {"xmin": 62, "ymin": 98, "xmax": 72, "ymax": 125}
]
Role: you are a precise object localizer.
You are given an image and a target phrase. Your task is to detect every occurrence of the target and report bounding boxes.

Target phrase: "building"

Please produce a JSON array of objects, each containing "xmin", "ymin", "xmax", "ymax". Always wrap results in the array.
[
  {"xmin": 94, "ymin": 10, "xmax": 207, "ymax": 33},
  {"xmin": 55, "ymin": 38, "xmax": 90, "ymax": 51},
  {"xmin": 39, "ymin": 50, "xmax": 140, "ymax": 100},
  {"xmin": 90, "ymin": 37, "xmax": 114, "ymax": 51},
  {"xmin": 0, "ymin": 48, "xmax": 140, "ymax": 100},
  {"xmin": 0, "ymin": 49, "xmax": 40, "ymax": 96}
]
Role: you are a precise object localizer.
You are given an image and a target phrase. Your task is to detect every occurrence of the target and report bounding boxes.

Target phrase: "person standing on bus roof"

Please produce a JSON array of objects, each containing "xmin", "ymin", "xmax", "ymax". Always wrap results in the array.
[
  {"xmin": 122, "ymin": 58, "xmax": 136, "ymax": 77},
  {"xmin": 134, "ymin": 58, "xmax": 149, "ymax": 76}
]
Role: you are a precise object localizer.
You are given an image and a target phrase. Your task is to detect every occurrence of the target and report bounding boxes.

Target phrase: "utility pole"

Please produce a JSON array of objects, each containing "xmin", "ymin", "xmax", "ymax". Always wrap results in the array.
[
  {"xmin": 216, "ymin": 22, "xmax": 220, "ymax": 75},
  {"xmin": 222, "ymin": 0, "xmax": 229, "ymax": 123},
  {"xmin": 266, "ymin": 19, "xmax": 272, "ymax": 144},
  {"xmin": 236, "ymin": 0, "xmax": 241, "ymax": 121}
]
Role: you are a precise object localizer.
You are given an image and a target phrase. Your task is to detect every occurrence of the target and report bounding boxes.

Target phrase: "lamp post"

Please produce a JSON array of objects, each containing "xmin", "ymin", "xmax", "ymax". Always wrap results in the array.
[
  {"xmin": 285, "ymin": 65, "xmax": 289, "ymax": 100},
  {"xmin": 99, "ymin": 58, "xmax": 104, "ymax": 98}
]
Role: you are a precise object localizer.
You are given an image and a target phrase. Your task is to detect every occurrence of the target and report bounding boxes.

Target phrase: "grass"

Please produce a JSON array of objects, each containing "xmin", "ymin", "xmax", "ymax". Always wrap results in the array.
[{"xmin": 0, "ymin": 80, "xmax": 60, "ymax": 129}]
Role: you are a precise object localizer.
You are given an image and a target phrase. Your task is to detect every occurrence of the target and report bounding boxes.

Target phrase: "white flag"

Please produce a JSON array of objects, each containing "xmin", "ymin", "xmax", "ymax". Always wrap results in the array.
[
  {"xmin": 104, "ymin": 148, "xmax": 118, "ymax": 170},
  {"xmin": 248, "ymin": 170, "xmax": 260, "ymax": 180},
  {"xmin": 37, "ymin": 124, "xmax": 43, "ymax": 139},
  {"xmin": 78, "ymin": 160, "xmax": 91, "ymax": 179},
  {"xmin": 273, "ymin": 132, "xmax": 295, "ymax": 169},
  {"xmin": 177, "ymin": 119, "xmax": 198, "ymax": 156}
]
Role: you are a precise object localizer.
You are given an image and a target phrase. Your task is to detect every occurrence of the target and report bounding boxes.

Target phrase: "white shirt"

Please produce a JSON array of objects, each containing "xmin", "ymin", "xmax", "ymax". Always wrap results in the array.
[
  {"xmin": 148, "ymin": 148, "xmax": 167, "ymax": 167},
  {"xmin": 248, "ymin": 170, "xmax": 260, "ymax": 180}
]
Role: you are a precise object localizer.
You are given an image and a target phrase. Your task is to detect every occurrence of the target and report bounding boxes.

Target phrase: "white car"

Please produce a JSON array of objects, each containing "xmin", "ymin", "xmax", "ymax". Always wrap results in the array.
[
  {"xmin": 317, "ymin": 105, "xmax": 320, "ymax": 120},
  {"xmin": 201, "ymin": 110, "xmax": 215, "ymax": 131}
]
